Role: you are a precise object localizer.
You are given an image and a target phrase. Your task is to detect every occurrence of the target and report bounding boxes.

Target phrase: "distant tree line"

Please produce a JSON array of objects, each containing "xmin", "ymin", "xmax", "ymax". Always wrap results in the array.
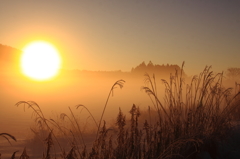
[{"xmin": 131, "ymin": 61, "xmax": 185, "ymax": 76}]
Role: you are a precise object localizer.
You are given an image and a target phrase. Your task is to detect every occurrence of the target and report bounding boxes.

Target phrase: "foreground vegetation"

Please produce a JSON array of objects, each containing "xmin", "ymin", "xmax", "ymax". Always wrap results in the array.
[{"xmin": 2, "ymin": 64, "xmax": 240, "ymax": 159}]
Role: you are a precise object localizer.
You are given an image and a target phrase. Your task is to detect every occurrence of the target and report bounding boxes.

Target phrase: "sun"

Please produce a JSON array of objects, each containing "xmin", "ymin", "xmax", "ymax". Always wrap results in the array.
[{"xmin": 20, "ymin": 41, "xmax": 62, "ymax": 81}]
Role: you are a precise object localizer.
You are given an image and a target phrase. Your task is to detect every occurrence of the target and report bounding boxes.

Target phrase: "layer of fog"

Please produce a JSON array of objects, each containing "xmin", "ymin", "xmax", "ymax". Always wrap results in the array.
[{"xmin": 1, "ymin": 67, "xmax": 239, "ymax": 158}]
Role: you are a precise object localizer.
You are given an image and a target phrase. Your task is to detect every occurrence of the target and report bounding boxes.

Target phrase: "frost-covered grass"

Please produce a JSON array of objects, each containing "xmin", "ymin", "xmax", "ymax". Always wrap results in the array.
[{"xmin": 3, "ymin": 63, "xmax": 240, "ymax": 159}]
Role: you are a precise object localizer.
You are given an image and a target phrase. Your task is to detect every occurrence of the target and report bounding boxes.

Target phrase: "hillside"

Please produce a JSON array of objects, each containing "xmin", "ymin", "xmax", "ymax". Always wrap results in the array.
[
  {"xmin": 0, "ymin": 44, "xmax": 22, "ymax": 73},
  {"xmin": 0, "ymin": 44, "xmax": 21, "ymax": 61}
]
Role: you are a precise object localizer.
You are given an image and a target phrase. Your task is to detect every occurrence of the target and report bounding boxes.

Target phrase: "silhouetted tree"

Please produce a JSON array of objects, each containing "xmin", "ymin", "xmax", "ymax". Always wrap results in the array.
[
  {"xmin": 139, "ymin": 61, "xmax": 146, "ymax": 67},
  {"xmin": 227, "ymin": 67, "xmax": 240, "ymax": 79},
  {"xmin": 132, "ymin": 61, "xmax": 147, "ymax": 73},
  {"xmin": 147, "ymin": 61, "xmax": 154, "ymax": 67}
]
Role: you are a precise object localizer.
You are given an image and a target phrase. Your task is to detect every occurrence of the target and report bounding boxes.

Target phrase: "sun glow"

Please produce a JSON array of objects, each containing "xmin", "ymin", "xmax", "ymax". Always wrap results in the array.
[{"xmin": 21, "ymin": 41, "xmax": 61, "ymax": 81}]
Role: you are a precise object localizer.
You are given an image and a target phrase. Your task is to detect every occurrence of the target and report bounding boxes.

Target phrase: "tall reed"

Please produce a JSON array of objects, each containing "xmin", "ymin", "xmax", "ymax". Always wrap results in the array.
[
  {"xmin": 13, "ymin": 64, "xmax": 240, "ymax": 158},
  {"xmin": 141, "ymin": 63, "xmax": 240, "ymax": 158}
]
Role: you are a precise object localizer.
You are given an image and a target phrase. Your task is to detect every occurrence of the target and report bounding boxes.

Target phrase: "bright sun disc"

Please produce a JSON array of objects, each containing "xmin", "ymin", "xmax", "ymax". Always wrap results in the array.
[{"xmin": 21, "ymin": 41, "xmax": 61, "ymax": 81}]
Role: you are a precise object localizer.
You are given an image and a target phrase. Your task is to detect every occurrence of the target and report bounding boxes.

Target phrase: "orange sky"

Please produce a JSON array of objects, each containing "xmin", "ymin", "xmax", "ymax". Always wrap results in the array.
[{"xmin": 1, "ymin": 0, "xmax": 240, "ymax": 75}]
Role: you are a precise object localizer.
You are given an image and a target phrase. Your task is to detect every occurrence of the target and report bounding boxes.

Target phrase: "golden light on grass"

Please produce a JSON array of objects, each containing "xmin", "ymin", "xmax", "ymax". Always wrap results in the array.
[{"xmin": 20, "ymin": 41, "xmax": 62, "ymax": 81}]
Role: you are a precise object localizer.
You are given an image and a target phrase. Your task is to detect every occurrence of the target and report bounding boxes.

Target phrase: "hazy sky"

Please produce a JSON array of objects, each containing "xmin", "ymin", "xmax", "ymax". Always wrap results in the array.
[{"xmin": 1, "ymin": 0, "xmax": 240, "ymax": 75}]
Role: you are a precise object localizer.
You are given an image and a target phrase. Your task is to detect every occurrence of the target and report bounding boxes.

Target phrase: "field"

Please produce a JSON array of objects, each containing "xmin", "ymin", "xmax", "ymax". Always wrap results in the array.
[{"xmin": 1, "ymin": 64, "xmax": 240, "ymax": 159}]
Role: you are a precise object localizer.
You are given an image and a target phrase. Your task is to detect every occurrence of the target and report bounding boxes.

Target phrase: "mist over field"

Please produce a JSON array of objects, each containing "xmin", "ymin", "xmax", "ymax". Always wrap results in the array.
[
  {"xmin": 1, "ymin": 1, "xmax": 240, "ymax": 158},
  {"xmin": 0, "ymin": 45, "xmax": 173, "ymax": 134},
  {"xmin": 1, "ymin": 44, "xmax": 240, "ymax": 159}
]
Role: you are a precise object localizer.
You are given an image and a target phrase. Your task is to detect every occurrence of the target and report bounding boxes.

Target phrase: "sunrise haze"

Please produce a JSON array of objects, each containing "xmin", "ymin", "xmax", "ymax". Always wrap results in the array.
[
  {"xmin": 1, "ymin": 0, "xmax": 240, "ymax": 75},
  {"xmin": 1, "ymin": 1, "xmax": 240, "ymax": 158}
]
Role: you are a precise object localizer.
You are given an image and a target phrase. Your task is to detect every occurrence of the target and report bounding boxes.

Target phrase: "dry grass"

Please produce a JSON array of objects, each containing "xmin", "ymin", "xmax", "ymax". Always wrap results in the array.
[
  {"xmin": 0, "ymin": 133, "xmax": 17, "ymax": 145},
  {"xmin": 5, "ymin": 63, "xmax": 240, "ymax": 158}
]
